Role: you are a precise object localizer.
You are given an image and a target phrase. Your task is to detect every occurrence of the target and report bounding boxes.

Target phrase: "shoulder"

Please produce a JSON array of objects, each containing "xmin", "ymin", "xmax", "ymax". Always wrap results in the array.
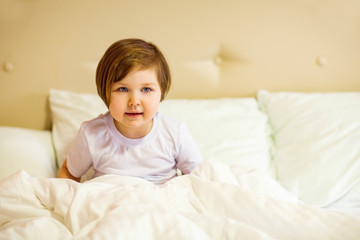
[
  {"xmin": 79, "ymin": 111, "xmax": 110, "ymax": 134},
  {"xmin": 156, "ymin": 112, "xmax": 193, "ymax": 142}
]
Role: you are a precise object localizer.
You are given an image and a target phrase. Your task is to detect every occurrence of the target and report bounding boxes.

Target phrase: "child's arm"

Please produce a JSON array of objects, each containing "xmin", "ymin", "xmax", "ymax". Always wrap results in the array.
[
  {"xmin": 176, "ymin": 123, "xmax": 203, "ymax": 174},
  {"xmin": 57, "ymin": 159, "xmax": 81, "ymax": 182}
]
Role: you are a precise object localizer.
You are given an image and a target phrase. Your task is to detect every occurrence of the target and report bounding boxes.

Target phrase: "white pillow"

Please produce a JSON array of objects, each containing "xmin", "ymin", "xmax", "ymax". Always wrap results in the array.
[
  {"xmin": 49, "ymin": 89, "xmax": 108, "ymax": 167},
  {"xmin": 0, "ymin": 127, "xmax": 57, "ymax": 179},
  {"xmin": 159, "ymin": 98, "xmax": 272, "ymax": 172},
  {"xmin": 257, "ymin": 90, "xmax": 360, "ymax": 206},
  {"xmin": 49, "ymin": 89, "xmax": 272, "ymax": 173}
]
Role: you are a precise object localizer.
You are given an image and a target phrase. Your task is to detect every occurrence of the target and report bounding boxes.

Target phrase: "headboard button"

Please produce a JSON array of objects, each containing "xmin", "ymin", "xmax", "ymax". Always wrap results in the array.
[
  {"xmin": 2, "ymin": 62, "xmax": 14, "ymax": 72},
  {"xmin": 213, "ymin": 56, "xmax": 223, "ymax": 65},
  {"xmin": 316, "ymin": 56, "xmax": 328, "ymax": 67}
]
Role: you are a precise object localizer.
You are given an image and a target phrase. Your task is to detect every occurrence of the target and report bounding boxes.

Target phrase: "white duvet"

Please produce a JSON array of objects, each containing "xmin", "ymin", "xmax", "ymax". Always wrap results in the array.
[{"xmin": 1, "ymin": 160, "xmax": 359, "ymax": 240}]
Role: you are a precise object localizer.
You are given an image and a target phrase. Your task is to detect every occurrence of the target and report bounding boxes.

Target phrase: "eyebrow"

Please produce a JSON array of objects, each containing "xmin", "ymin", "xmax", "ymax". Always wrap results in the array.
[
  {"xmin": 113, "ymin": 82, "xmax": 158, "ymax": 87},
  {"xmin": 142, "ymin": 82, "xmax": 158, "ymax": 86}
]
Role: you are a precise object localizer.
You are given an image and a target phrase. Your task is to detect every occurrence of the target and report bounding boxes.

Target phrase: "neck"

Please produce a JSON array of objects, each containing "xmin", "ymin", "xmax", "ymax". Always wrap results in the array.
[{"xmin": 115, "ymin": 119, "xmax": 153, "ymax": 139}]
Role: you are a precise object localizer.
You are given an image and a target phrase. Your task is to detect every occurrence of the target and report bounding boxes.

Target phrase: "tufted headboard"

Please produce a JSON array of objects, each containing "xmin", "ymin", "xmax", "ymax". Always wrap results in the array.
[{"xmin": 1, "ymin": 0, "xmax": 360, "ymax": 130}]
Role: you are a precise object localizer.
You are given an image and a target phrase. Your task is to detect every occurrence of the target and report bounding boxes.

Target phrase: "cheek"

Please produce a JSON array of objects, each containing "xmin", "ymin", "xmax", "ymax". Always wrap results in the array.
[
  {"xmin": 108, "ymin": 95, "xmax": 125, "ymax": 112},
  {"xmin": 144, "ymin": 96, "xmax": 161, "ymax": 114},
  {"xmin": 154, "ymin": 90, "xmax": 162, "ymax": 102},
  {"xmin": 151, "ymin": 93, "xmax": 162, "ymax": 107}
]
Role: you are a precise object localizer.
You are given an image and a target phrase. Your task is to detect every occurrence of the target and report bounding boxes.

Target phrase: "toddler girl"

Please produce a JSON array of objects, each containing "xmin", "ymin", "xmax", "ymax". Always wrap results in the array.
[{"xmin": 57, "ymin": 38, "xmax": 202, "ymax": 184}]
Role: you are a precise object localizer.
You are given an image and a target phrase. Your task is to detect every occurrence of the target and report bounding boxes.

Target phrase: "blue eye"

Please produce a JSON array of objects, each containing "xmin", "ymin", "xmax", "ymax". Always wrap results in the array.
[
  {"xmin": 118, "ymin": 87, "xmax": 128, "ymax": 92},
  {"xmin": 142, "ymin": 87, "xmax": 152, "ymax": 92}
]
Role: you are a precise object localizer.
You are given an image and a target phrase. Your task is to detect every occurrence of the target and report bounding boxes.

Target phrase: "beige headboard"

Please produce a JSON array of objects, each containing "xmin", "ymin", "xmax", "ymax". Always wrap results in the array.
[{"xmin": 1, "ymin": 0, "xmax": 360, "ymax": 130}]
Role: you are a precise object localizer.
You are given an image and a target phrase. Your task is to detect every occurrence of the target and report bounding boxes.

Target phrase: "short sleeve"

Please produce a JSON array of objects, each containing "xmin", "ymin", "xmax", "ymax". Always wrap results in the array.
[
  {"xmin": 67, "ymin": 124, "xmax": 93, "ymax": 178},
  {"xmin": 175, "ymin": 123, "xmax": 202, "ymax": 174}
]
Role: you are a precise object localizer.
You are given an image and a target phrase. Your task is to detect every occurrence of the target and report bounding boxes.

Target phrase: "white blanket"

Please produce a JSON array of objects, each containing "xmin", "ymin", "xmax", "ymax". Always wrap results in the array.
[{"xmin": 1, "ymin": 160, "xmax": 359, "ymax": 240}]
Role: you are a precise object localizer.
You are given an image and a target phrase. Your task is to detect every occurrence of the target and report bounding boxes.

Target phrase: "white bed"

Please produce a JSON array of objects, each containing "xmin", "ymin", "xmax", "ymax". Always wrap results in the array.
[{"xmin": 1, "ymin": 89, "xmax": 360, "ymax": 239}]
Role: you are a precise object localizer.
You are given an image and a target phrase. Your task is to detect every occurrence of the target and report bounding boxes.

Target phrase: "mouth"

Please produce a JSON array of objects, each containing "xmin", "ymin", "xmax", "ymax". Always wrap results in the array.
[{"xmin": 125, "ymin": 112, "xmax": 143, "ymax": 118}]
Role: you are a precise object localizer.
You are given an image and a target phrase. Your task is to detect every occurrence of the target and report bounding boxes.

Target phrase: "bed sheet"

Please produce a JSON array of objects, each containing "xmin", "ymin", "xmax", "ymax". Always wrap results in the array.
[{"xmin": 1, "ymin": 160, "xmax": 359, "ymax": 240}]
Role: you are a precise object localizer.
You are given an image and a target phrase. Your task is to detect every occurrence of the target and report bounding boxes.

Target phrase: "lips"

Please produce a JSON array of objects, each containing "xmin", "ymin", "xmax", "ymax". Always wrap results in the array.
[{"xmin": 125, "ymin": 112, "xmax": 143, "ymax": 118}]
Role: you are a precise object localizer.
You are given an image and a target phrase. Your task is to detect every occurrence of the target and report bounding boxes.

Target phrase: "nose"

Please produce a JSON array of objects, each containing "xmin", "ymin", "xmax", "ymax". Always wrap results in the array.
[{"xmin": 128, "ymin": 93, "xmax": 140, "ymax": 107}]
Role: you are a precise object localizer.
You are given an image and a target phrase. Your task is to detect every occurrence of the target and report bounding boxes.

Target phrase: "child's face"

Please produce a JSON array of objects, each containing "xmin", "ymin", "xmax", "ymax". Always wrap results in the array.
[{"xmin": 109, "ymin": 68, "xmax": 162, "ymax": 138}]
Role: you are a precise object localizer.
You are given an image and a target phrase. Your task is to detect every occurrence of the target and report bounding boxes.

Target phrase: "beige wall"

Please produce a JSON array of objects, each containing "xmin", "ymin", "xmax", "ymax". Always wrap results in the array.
[{"xmin": 1, "ymin": 0, "xmax": 360, "ymax": 130}]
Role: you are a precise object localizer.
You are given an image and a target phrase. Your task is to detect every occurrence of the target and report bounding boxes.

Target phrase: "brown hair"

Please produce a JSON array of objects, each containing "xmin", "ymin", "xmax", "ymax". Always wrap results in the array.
[{"xmin": 96, "ymin": 38, "xmax": 171, "ymax": 107}]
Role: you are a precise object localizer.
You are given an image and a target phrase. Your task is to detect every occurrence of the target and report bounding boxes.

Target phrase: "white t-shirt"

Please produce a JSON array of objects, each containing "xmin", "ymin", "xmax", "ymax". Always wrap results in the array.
[{"xmin": 67, "ymin": 111, "xmax": 202, "ymax": 185}]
